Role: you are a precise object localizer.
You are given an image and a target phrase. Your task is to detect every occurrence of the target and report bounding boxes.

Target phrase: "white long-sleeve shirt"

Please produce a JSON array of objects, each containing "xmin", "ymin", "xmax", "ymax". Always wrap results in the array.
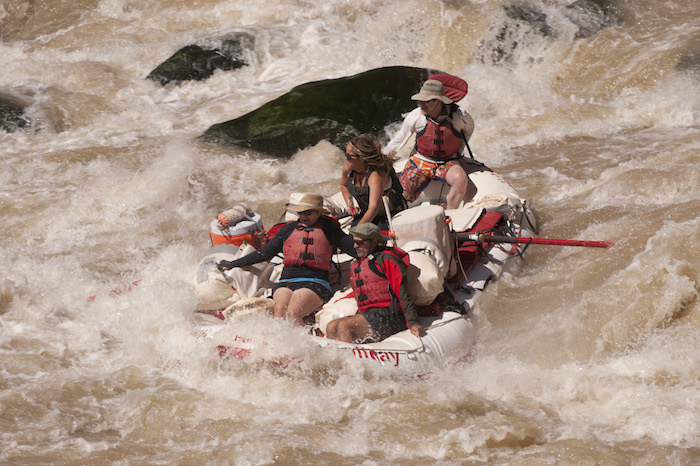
[{"xmin": 383, "ymin": 106, "xmax": 475, "ymax": 158}]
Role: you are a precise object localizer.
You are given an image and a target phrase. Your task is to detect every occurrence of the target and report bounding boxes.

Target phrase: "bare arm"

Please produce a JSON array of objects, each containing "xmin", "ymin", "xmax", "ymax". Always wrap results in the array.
[{"xmin": 340, "ymin": 161, "xmax": 354, "ymax": 212}]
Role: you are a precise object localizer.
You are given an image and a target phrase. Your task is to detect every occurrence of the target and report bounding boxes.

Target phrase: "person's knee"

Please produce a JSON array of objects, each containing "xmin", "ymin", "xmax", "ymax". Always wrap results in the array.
[
  {"xmin": 326, "ymin": 319, "xmax": 339, "ymax": 337},
  {"xmin": 447, "ymin": 167, "xmax": 468, "ymax": 188},
  {"xmin": 335, "ymin": 318, "xmax": 351, "ymax": 333},
  {"xmin": 335, "ymin": 318, "xmax": 358, "ymax": 342},
  {"xmin": 285, "ymin": 306, "xmax": 308, "ymax": 322},
  {"xmin": 272, "ymin": 301, "xmax": 287, "ymax": 317}
]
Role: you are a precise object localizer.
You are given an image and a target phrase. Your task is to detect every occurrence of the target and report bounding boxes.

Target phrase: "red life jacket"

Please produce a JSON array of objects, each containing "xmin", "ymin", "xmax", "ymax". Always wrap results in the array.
[
  {"xmin": 350, "ymin": 248, "xmax": 410, "ymax": 313},
  {"xmin": 414, "ymin": 116, "xmax": 464, "ymax": 161},
  {"xmin": 283, "ymin": 224, "xmax": 334, "ymax": 270}
]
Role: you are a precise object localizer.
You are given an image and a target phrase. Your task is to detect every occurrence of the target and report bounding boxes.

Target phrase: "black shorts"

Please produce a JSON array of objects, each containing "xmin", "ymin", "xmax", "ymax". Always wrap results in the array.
[
  {"xmin": 360, "ymin": 306, "xmax": 408, "ymax": 342},
  {"xmin": 272, "ymin": 280, "xmax": 333, "ymax": 303}
]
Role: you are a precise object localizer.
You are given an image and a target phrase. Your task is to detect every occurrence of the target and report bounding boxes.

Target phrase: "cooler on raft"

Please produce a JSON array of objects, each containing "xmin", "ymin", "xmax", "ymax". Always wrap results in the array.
[{"xmin": 209, "ymin": 212, "xmax": 267, "ymax": 249}]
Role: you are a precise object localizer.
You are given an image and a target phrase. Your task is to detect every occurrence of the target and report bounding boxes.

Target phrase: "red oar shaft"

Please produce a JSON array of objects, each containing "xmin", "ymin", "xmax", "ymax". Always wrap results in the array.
[{"xmin": 457, "ymin": 234, "xmax": 615, "ymax": 248}]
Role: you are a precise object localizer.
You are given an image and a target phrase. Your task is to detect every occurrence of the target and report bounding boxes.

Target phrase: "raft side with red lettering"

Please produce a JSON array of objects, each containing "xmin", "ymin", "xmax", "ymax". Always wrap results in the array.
[{"xmin": 351, "ymin": 347, "xmax": 401, "ymax": 366}]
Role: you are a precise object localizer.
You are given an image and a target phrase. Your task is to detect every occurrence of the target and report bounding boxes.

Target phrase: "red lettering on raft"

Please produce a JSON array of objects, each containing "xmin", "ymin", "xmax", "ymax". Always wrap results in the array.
[
  {"xmin": 233, "ymin": 334, "xmax": 253, "ymax": 344},
  {"xmin": 352, "ymin": 348, "xmax": 400, "ymax": 366}
]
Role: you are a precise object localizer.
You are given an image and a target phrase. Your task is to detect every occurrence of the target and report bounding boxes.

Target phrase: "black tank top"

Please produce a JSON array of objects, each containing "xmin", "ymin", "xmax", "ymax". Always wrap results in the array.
[{"xmin": 345, "ymin": 167, "xmax": 406, "ymax": 224}]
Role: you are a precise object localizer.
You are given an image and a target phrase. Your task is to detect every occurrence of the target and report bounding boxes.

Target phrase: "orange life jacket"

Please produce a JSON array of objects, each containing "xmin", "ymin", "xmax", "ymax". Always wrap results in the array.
[
  {"xmin": 414, "ymin": 116, "xmax": 464, "ymax": 161},
  {"xmin": 283, "ymin": 224, "xmax": 334, "ymax": 270},
  {"xmin": 350, "ymin": 248, "xmax": 410, "ymax": 313}
]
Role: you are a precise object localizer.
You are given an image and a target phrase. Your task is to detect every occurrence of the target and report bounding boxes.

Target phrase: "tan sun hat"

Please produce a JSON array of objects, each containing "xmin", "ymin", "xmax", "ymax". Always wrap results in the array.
[
  {"xmin": 288, "ymin": 193, "xmax": 326, "ymax": 212},
  {"xmin": 348, "ymin": 222, "xmax": 386, "ymax": 243},
  {"xmin": 411, "ymin": 79, "xmax": 453, "ymax": 104}
]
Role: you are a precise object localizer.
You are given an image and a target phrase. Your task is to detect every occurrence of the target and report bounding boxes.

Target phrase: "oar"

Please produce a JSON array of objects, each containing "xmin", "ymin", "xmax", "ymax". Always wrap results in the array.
[
  {"xmin": 382, "ymin": 195, "xmax": 394, "ymax": 233},
  {"xmin": 457, "ymin": 233, "xmax": 615, "ymax": 248}
]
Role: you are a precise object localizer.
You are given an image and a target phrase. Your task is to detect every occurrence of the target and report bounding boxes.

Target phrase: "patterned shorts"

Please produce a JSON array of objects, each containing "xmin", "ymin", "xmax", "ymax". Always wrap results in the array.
[{"xmin": 399, "ymin": 156, "xmax": 462, "ymax": 202}]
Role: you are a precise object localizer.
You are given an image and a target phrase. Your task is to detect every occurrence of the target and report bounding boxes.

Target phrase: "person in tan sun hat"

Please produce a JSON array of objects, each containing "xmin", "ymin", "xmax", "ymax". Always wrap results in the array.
[
  {"xmin": 383, "ymin": 77, "xmax": 483, "ymax": 210},
  {"xmin": 218, "ymin": 193, "xmax": 356, "ymax": 326},
  {"xmin": 325, "ymin": 222, "xmax": 422, "ymax": 343}
]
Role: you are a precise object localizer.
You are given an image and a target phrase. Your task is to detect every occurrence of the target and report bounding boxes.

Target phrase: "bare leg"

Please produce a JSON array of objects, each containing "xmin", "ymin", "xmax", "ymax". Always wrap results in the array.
[
  {"xmin": 272, "ymin": 287, "xmax": 293, "ymax": 319},
  {"xmin": 333, "ymin": 314, "xmax": 375, "ymax": 343},
  {"xmin": 325, "ymin": 319, "xmax": 339, "ymax": 339},
  {"xmin": 284, "ymin": 288, "xmax": 324, "ymax": 326},
  {"xmin": 445, "ymin": 164, "xmax": 470, "ymax": 210}
]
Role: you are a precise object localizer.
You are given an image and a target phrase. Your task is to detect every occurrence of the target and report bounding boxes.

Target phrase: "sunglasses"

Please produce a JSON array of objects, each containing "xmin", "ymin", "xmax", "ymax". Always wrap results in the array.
[
  {"xmin": 298, "ymin": 210, "xmax": 316, "ymax": 216},
  {"xmin": 345, "ymin": 152, "xmax": 359, "ymax": 160},
  {"xmin": 353, "ymin": 239, "xmax": 367, "ymax": 245}
]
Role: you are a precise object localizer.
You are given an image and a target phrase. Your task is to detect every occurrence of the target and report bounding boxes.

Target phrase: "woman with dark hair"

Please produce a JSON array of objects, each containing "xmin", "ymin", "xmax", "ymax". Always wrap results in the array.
[{"xmin": 340, "ymin": 135, "xmax": 406, "ymax": 230}]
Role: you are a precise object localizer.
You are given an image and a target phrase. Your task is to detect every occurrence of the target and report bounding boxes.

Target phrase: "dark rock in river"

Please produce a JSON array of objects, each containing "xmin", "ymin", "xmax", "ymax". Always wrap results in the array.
[
  {"xmin": 480, "ymin": 0, "xmax": 621, "ymax": 65},
  {"xmin": 563, "ymin": 0, "xmax": 621, "ymax": 39},
  {"xmin": 147, "ymin": 33, "xmax": 254, "ymax": 85},
  {"xmin": 505, "ymin": 4, "xmax": 558, "ymax": 39},
  {"xmin": 198, "ymin": 66, "xmax": 438, "ymax": 158},
  {"xmin": 0, "ymin": 94, "xmax": 30, "ymax": 133},
  {"xmin": 677, "ymin": 48, "xmax": 700, "ymax": 82},
  {"xmin": 480, "ymin": 3, "xmax": 557, "ymax": 66}
]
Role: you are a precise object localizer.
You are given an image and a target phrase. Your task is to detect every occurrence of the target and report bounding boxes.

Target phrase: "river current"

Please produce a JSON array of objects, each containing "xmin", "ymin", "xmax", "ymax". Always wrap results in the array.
[{"xmin": 1, "ymin": 0, "xmax": 699, "ymax": 464}]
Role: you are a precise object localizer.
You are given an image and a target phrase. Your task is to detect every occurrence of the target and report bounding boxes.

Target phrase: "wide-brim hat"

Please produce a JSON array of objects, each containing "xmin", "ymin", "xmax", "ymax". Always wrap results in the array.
[
  {"xmin": 349, "ymin": 222, "xmax": 386, "ymax": 243},
  {"xmin": 288, "ymin": 193, "xmax": 326, "ymax": 213},
  {"xmin": 411, "ymin": 79, "xmax": 453, "ymax": 104}
]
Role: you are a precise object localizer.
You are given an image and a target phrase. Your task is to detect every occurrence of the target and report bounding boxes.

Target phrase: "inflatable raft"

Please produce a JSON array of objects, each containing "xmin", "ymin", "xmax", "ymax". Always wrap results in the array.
[{"xmin": 192, "ymin": 161, "xmax": 537, "ymax": 371}]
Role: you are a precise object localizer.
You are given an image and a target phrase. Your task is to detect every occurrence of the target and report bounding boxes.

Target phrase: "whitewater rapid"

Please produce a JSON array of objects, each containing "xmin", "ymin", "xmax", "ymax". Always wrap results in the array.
[{"xmin": 1, "ymin": 0, "xmax": 698, "ymax": 463}]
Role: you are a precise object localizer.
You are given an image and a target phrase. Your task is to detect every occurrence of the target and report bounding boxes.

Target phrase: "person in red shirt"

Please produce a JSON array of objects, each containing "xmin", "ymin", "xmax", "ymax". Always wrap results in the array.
[{"xmin": 325, "ymin": 223, "xmax": 422, "ymax": 343}]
